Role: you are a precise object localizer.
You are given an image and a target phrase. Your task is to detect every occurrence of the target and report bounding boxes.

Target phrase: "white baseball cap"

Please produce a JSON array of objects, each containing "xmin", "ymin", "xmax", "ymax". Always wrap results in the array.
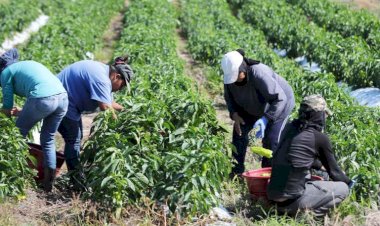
[{"xmin": 221, "ymin": 51, "xmax": 243, "ymax": 84}]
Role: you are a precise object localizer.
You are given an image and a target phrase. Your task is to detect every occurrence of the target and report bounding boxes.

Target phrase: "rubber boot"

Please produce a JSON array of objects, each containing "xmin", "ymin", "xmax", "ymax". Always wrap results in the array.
[{"xmin": 43, "ymin": 167, "xmax": 56, "ymax": 192}]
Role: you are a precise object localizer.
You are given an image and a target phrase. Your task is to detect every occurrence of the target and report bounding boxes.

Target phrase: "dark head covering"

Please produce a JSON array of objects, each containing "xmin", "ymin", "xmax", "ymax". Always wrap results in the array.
[
  {"xmin": 0, "ymin": 48, "xmax": 19, "ymax": 74},
  {"xmin": 235, "ymin": 48, "xmax": 260, "ymax": 66},
  {"xmin": 111, "ymin": 55, "xmax": 134, "ymax": 83},
  {"xmin": 297, "ymin": 94, "xmax": 331, "ymax": 131}
]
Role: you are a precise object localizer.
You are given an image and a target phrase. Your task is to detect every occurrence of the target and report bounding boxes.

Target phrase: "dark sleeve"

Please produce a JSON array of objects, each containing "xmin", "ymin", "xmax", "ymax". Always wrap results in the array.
[
  {"xmin": 224, "ymin": 84, "xmax": 238, "ymax": 119},
  {"xmin": 251, "ymin": 66, "xmax": 287, "ymax": 121},
  {"xmin": 314, "ymin": 132, "xmax": 351, "ymax": 184}
]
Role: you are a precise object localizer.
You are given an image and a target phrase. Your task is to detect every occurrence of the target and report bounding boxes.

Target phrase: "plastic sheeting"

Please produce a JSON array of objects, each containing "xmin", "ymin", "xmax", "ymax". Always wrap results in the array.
[
  {"xmin": 0, "ymin": 14, "xmax": 49, "ymax": 55},
  {"xmin": 274, "ymin": 48, "xmax": 380, "ymax": 108}
]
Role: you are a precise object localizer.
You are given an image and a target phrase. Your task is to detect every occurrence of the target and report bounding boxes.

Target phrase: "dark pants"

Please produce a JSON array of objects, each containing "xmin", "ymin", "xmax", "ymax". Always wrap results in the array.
[
  {"xmin": 58, "ymin": 116, "xmax": 83, "ymax": 171},
  {"xmin": 276, "ymin": 181, "xmax": 349, "ymax": 217},
  {"xmin": 261, "ymin": 116, "xmax": 289, "ymax": 168},
  {"xmin": 231, "ymin": 113, "xmax": 289, "ymax": 174}
]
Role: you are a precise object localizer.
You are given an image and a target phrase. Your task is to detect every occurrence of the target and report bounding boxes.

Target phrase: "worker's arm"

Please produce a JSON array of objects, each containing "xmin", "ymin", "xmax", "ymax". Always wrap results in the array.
[
  {"xmin": 224, "ymin": 84, "xmax": 239, "ymax": 119},
  {"xmin": 252, "ymin": 67, "xmax": 287, "ymax": 121},
  {"xmin": 98, "ymin": 102, "xmax": 113, "ymax": 111},
  {"xmin": 315, "ymin": 132, "xmax": 351, "ymax": 184}
]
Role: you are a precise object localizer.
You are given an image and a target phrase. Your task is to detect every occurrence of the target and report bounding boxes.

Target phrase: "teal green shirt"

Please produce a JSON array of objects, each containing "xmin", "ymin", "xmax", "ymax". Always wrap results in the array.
[{"xmin": 0, "ymin": 61, "xmax": 66, "ymax": 109}]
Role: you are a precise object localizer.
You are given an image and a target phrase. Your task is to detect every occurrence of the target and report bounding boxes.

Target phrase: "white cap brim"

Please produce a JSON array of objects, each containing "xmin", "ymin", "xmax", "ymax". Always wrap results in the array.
[{"xmin": 221, "ymin": 51, "xmax": 243, "ymax": 84}]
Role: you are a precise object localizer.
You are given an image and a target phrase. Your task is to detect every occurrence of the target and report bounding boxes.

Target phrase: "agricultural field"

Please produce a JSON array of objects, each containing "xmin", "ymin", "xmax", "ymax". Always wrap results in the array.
[{"xmin": 0, "ymin": 0, "xmax": 379, "ymax": 225}]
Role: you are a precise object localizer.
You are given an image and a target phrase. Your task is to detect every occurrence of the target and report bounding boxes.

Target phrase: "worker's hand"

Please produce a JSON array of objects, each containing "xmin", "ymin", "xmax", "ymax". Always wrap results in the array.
[
  {"xmin": 10, "ymin": 107, "xmax": 21, "ymax": 116},
  {"xmin": 1, "ymin": 108, "xmax": 12, "ymax": 117},
  {"xmin": 232, "ymin": 112, "xmax": 245, "ymax": 136},
  {"xmin": 111, "ymin": 101, "xmax": 124, "ymax": 111},
  {"xmin": 253, "ymin": 116, "xmax": 268, "ymax": 139}
]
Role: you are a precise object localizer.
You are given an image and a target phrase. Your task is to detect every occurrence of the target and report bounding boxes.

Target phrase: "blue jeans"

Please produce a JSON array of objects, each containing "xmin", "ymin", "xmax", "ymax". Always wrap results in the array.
[
  {"xmin": 231, "ymin": 113, "xmax": 289, "ymax": 174},
  {"xmin": 58, "ymin": 116, "xmax": 83, "ymax": 171},
  {"xmin": 16, "ymin": 93, "xmax": 68, "ymax": 169}
]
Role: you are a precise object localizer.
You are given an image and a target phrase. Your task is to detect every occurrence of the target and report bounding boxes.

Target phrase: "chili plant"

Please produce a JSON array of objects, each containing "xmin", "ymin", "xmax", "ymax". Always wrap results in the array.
[
  {"xmin": 82, "ymin": 0, "xmax": 230, "ymax": 217},
  {"xmin": 0, "ymin": 114, "xmax": 34, "ymax": 200}
]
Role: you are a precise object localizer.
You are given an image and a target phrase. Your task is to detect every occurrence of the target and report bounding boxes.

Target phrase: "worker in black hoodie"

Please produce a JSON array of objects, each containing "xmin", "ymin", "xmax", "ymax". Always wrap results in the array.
[{"xmin": 267, "ymin": 94, "xmax": 354, "ymax": 217}]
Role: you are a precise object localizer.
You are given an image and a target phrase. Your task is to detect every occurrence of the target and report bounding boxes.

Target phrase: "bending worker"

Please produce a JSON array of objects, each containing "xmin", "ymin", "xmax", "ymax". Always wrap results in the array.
[
  {"xmin": 0, "ymin": 48, "xmax": 68, "ymax": 192},
  {"xmin": 221, "ymin": 49, "xmax": 295, "ymax": 175},
  {"xmin": 57, "ymin": 55, "xmax": 133, "ymax": 187},
  {"xmin": 267, "ymin": 94, "xmax": 353, "ymax": 217}
]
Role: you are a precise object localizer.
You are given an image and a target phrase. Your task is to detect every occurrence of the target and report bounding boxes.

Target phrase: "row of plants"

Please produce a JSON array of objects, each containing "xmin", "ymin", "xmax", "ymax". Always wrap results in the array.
[
  {"xmin": 286, "ymin": 0, "xmax": 380, "ymax": 50},
  {"xmin": 228, "ymin": 0, "xmax": 380, "ymax": 89},
  {"xmin": 0, "ymin": 114, "xmax": 34, "ymax": 200},
  {"xmin": 0, "ymin": 0, "xmax": 127, "ymax": 200},
  {"xmin": 81, "ymin": 0, "xmax": 231, "ymax": 217},
  {"xmin": 180, "ymin": 0, "xmax": 380, "ymax": 202},
  {"xmin": 18, "ymin": 0, "xmax": 125, "ymax": 73},
  {"xmin": 0, "ymin": 0, "xmax": 41, "ymax": 44}
]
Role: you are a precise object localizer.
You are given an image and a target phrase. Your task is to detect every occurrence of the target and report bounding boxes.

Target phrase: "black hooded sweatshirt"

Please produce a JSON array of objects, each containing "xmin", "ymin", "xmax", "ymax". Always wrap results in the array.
[{"xmin": 267, "ymin": 110, "xmax": 351, "ymax": 201}]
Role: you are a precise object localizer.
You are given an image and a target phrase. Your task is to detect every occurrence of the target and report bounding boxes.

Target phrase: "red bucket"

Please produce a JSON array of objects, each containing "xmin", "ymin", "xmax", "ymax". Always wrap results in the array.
[
  {"xmin": 27, "ymin": 143, "xmax": 65, "ymax": 181},
  {"xmin": 242, "ymin": 167, "xmax": 272, "ymax": 199},
  {"xmin": 242, "ymin": 167, "xmax": 323, "ymax": 199}
]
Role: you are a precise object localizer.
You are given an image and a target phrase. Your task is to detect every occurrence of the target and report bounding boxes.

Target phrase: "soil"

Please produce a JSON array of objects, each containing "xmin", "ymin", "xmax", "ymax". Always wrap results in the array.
[
  {"xmin": 336, "ymin": 0, "xmax": 380, "ymax": 14},
  {"xmin": 175, "ymin": 29, "xmax": 234, "ymax": 131}
]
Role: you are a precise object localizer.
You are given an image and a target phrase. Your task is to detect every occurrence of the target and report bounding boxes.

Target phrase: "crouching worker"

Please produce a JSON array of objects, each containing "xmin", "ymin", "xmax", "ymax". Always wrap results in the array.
[
  {"xmin": 267, "ymin": 94, "xmax": 354, "ymax": 217},
  {"xmin": 0, "ymin": 48, "xmax": 68, "ymax": 192},
  {"xmin": 57, "ymin": 55, "xmax": 133, "ymax": 189}
]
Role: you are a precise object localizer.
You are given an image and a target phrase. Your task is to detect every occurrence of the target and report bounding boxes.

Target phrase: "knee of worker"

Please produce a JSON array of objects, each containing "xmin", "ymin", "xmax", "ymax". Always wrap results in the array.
[
  {"xmin": 40, "ymin": 131, "xmax": 55, "ymax": 145},
  {"xmin": 332, "ymin": 181, "xmax": 349, "ymax": 200}
]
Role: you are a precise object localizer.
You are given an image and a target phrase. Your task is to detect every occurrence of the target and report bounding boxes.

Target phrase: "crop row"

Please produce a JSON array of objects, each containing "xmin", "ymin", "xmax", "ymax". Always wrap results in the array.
[
  {"xmin": 228, "ymin": 0, "xmax": 380, "ymax": 89},
  {"xmin": 81, "ymin": 0, "xmax": 230, "ymax": 216},
  {"xmin": 286, "ymin": 0, "xmax": 380, "ymax": 50},
  {"xmin": 0, "ymin": 0, "xmax": 41, "ymax": 45},
  {"xmin": 0, "ymin": 114, "xmax": 34, "ymax": 200},
  {"xmin": 180, "ymin": 0, "xmax": 380, "ymax": 199},
  {"xmin": 19, "ymin": 0, "xmax": 125, "ymax": 73},
  {"xmin": 0, "ymin": 0, "xmax": 126, "ymax": 200}
]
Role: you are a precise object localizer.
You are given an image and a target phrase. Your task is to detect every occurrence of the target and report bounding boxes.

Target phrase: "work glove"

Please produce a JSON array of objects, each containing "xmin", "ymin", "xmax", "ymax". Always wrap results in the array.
[
  {"xmin": 253, "ymin": 116, "xmax": 268, "ymax": 139},
  {"xmin": 348, "ymin": 179, "xmax": 357, "ymax": 190}
]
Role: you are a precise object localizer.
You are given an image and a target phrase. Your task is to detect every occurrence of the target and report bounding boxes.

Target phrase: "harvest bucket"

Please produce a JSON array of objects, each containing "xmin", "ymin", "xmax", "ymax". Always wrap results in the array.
[
  {"xmin": 242, "ymin": 167, "xmax": 323, "ymax": 199},
  {"xmin": 242, "ymin": 167, "xmax": 272, "ymax": 199},
  {"xmin": 27, "ymin": 143, "xmax": 65, "ymax": 181}
]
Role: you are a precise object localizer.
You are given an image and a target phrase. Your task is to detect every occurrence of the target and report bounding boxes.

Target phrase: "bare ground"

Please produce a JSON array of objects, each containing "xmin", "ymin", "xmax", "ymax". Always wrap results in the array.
[
  {"xmin": 335, "ymin": 0, "xmax": 380, "ymax": 15},
  {"xmin": 175, "ymin": 29, "xmax": 233, "ymax": 131}
]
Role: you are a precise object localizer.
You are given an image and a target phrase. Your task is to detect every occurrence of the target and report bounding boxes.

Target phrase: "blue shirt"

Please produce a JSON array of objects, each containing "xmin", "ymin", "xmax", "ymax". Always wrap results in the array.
[
  {"xmin": 58, "ymin": 60, "xmax": 112, "ymax": 121},
  {"xmin": 0, "ymin": 61, "xmax": 66, "ymax": 109}
]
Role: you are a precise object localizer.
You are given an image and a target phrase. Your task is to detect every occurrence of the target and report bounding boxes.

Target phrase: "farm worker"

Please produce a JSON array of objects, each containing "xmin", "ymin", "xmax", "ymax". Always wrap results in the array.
[
  {"xmin": 267, "ymin": 94, "xmax": 354, "ymax": 217},
  {"xmin": 221, "ymin": 49, "xmax": 295, "ymax": 175},
  {"xmin": 0, "ymin": 48, "xmax": 68, "ymax": 192},
  {"xmin": 57, "ymin": 55, "xmax": 133, "ymax": 187}
]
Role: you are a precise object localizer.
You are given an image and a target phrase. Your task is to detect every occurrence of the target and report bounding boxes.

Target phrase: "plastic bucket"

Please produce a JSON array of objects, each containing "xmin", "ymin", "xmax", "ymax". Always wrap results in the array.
[
  {"xmin": 242, "ymin": 167, "xmax": 272, "ymax": 199},
  {"xmin": 242, "ymin": 167, "xmax": 323, "ymax": 199},
  {"xmin": 27, "ymin": 143, "xmax": 65, "ymax": 181}
]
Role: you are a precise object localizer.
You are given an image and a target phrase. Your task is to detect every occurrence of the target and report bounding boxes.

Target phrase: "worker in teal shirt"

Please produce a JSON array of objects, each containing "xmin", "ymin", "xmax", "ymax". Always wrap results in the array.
[{"xmin": 0, "ymin": 49, "xmax": 68, "ymax": 192}]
